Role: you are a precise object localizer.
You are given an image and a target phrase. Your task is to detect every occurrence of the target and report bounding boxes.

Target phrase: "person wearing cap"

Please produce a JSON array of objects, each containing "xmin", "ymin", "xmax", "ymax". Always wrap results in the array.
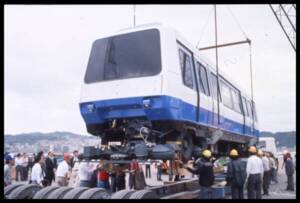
[
  {"xmin": 245, "ymin": 146, "xmax": 264, "ymax": 199},
  {"xmin": 4, "ymin": 155, "xmax": 14, "ymax": 186},
  {"xmin": 56, "ymin": 153, "xmax": 71, "ymax": 186},
  {"xmin": 283, "ymin": 151, "xmax": 294, "ymax": 191},
  {"xmin": 183, "ymin": 149, "xmax": 215, "ymax": 199},
  {"xmin": 226, "ymin": 149, "xmax": 246, "ymax": 199}
]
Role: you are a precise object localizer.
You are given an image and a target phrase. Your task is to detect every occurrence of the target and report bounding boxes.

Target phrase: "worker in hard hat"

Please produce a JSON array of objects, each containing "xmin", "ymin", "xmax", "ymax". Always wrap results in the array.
[
  {"xmin": 245, "ymin": 146, "xmax": 264, "ymax": 199},
  {"xmin": 183, "ymin": 149, "xmax": 215, "ymax": 199},
  {"xmin": 226, "ymin": 149, "xmax": 246, "ymax": 199}
]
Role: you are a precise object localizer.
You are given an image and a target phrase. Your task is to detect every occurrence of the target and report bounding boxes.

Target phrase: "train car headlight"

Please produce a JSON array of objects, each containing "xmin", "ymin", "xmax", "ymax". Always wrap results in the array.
[
  {"xmin": 142, "ymin": 99, "xmax": 151, "ymax": 108},
  {"xmin": 86, "ymin": 103, "xmax": 95, "ymax": 113}
]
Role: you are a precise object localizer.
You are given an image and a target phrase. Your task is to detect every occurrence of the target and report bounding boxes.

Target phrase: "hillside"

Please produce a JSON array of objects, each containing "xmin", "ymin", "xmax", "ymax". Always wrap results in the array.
[
  {"xmin": 4, "ymin": 131, "xmax": 295, "ymax": 148},
  {"xmin": 4, "ymin": 131, "xmax": 95, "ymax": 145},
  {"xmin": 260, "ymin": 131, "xmax": 296, "ymax": 148}
]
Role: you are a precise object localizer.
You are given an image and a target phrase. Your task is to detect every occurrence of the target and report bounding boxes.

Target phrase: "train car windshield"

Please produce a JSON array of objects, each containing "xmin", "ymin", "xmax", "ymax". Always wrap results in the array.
[{"xmin": 84, "ymin": 29, "xmax": 161, "ymax": 83}]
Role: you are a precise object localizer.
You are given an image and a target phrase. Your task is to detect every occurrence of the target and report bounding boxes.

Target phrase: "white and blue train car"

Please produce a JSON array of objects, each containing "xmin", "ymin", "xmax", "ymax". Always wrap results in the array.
[{"xmin": 79, "ymin": 23, "xmax": 259, "ymax": 160}]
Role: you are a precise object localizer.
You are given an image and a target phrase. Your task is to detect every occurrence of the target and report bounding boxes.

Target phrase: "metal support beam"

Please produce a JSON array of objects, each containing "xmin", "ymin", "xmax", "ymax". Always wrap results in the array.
[
  {"xmin": 214, "ymin": 5, "xmax": 220, "ymax": 125},
  {"xmin": 198, "ymin": 39, "xmax": 251, "ymax": 51},
  {"xmin": 269, "ymin": 4, "xmax": 296, "ymax": 51}
]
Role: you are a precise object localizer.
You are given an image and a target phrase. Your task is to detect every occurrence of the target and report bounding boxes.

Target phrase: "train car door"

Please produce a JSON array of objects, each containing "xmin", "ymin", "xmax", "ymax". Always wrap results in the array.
[
  {"xmin": 177, "ymin": 42, "xmax": 198, "ymax": 122},
  {"xmin": 194, "ymin": 60, "xmax": 213, "ymax": 125},
  {"xmin": 209, "ymin": 72, "xmax": 222, "ymax": 127},
  {"xmin": 242, "ymin": 96, "xmax": 252, "ymax": 135}
]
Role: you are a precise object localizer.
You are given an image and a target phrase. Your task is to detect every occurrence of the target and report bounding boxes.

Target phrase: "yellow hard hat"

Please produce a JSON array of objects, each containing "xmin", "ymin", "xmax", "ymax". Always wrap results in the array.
[
  {"xmin": 248, "ymin": 146, "xmax": 257, "ymax": 153},
  {"xmin": 257, "ymin": 150, "xmax": 263, "ymax": 156},
  {"xmin": 202, "ymin": 149, "xmax": 212, "ymax": 158},
  {"xmin": 230, "ymin": 149, "xmax": 238, "ymax": 156}
]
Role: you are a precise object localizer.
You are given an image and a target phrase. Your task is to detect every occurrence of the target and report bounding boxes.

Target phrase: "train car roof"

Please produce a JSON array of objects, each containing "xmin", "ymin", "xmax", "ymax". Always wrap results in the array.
[{"xmin": 95, "ymin": 23, "xmax": 254, "ymax": 102}]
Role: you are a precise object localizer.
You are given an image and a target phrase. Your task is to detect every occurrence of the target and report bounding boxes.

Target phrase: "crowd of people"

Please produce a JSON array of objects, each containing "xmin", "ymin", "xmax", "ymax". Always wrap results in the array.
[{"xmin": 4, "ymin": 147, "xmax": 296, "ymax": 199}]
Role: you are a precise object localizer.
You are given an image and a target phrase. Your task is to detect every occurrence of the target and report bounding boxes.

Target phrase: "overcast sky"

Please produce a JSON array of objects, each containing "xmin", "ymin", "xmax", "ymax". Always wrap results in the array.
[{"xmin": 4, "ymin": 5, "xmax": 296, "ymax": 135}]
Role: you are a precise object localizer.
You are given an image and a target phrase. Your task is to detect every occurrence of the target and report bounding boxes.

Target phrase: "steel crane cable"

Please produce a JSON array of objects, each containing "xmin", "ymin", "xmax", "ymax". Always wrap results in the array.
[
  {"xmin": 226, "ymin": 6, "xmax": 249, "ymax": 40},
  {"xmin": 196, "ymin": 7, "xmax": 214, "ymax": 48}
]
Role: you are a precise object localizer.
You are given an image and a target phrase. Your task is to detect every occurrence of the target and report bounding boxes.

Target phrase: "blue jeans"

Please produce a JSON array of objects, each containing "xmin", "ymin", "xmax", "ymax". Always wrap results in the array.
[
  {"xmin": 200, "ymin": 186, "xmax": 213, "ymax": 199},
  {"xmin": 97, "ymin": 180, "xmax": 110, "ymax": 190}
]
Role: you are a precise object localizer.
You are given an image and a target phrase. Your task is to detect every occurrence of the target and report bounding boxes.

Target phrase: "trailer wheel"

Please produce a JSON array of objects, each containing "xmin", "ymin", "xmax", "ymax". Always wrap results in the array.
[
  {"xmin": 111, "ymin": 189, "xmax": 135, "ymax": 199},
  {"xmin": 32, "ymin": 186, "xmax": 60, "ymax": 199},
  {"xmin": 62, "ymin": 187, "xmax": 89, "ymax": 199},
  {"xmin": 8, "ymin": 184, "xmax": 42, "ymax": 199},
  {"xmin": 4, "ymin": 183, "xmax": 24, "ymax": 198},
  {"xmin": 129, "ymin": 189, "xmax": 158, "ymax": 199},
  {"xmin": 78, "ymin": 188, "xmax": 110, "ymax": 199},
  {"xmin": 46, "ymin": 187, "xmax": 73, "ymax": 199}
]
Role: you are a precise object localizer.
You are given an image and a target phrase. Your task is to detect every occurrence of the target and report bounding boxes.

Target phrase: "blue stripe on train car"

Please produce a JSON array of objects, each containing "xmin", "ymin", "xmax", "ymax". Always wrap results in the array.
[{"xmin": 79, "ymin": 95, "xmax": 259, "ymax": 137}]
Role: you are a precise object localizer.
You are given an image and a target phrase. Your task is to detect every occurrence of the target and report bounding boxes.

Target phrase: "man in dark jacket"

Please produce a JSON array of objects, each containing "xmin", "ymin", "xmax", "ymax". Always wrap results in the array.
[
  {"xmin": 226, "ymin": 149, "xmax": 246, "ymax": 199},
  {"xmin": 44, "ymin": 151, "xmax": 57, "ymax": 186},
  {"xmin": 184, "ymin": 149, "xmax": 215, "ymax": 199},
  {"xmin": 284, "ymin": 152, "xmax": 294, "ymax": 191}
]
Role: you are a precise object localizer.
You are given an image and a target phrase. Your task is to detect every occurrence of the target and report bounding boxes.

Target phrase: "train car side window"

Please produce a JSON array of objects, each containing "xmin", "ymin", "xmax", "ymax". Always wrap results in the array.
[
  {"xmin": 199, "ymin": 64, "xmax": 210, "ymax": 96},
  {"xmin": 196, "ymin": 62, "xmax": 205, "ymax": 94},
  {"xmin": 246, "ymin": 100, "xmax": 253, "ymax": 119},
  {"xmin": 231, "ymin": 88, "xmax": 242, "ymax": 114},
  {"xmin": 220, "ymin": 80, "xmax": 233, "ymax": 109},
  {"xmin": 210, "ymin": 73, "xmax": 221, "ymax": 101},
  {"xmin": 242, "ymin": 97, "xmax": 249, "ymax": 117},
  {"xmin": 252, "ymin": 102, "xmax": 258, "ymax": 121},
  {"xmin": 178, "ymin": 49, "xmax": 194, "ymax": 89}
]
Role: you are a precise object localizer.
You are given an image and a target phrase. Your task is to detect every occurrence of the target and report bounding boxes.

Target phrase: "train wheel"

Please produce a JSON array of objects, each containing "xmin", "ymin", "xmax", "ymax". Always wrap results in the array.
[
  {"xmin": 4, "ymin": 183, "xmax": 25, "ymax": 198},
  {"xmin": 46, "ymin": 187, "xmax": 73, "ymax": 199},
  {"xmin": 129, "ymin": 189, "xmax": 158, "ymax": 199},
  {"xmin": 78, "ymin": 188, "xmax": 110, "ymax": 199},
  {"xmin": 62, "ymin": 187, "xmax": 89, "ymax": 199},
  {"xmin": 8, "ymin": 184, "xmax": 42, "ymax": 199},
  {"xmin": 33, "ymin": 186, "xmax": 60, "ymax": 199},
  {"xmin": 111, "ymin": 189, "xmax": 136, "ymax": 199}
]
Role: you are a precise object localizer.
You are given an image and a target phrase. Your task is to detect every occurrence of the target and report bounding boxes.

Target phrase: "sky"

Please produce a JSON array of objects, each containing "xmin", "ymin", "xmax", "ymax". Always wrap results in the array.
[{"xmin": 4, "ymin": 5, "xmax": 296, "ymax": 135}]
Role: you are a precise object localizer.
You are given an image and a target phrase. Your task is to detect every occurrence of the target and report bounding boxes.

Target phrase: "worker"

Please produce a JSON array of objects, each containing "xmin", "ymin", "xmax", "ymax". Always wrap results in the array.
[
  {"xmin": 109, "ymin": 163, "xmax": 117, "ymax": 193},
  {"xmin": 97, "ymin": 162, "xmax": 110, "ymax": 190},
  {"xmin": 269, "ymin": 153, "xmax": 278, "ymax": 184},
  {"xmin": 245, "ymin": 146, "xmax": 264, "ymax": 199},
  {"xmin": 4, "ymin": 154, "xmax": 14, "ymax": 186},
  {"xmin": 261, "ymin": 151, "xmax": 270, "ymax": 196},
  {"xmin": 145, "ymin": 159, "xmax": 151, "ymax": 179},
  {"xmin": 30, "ymin": 151, "xmax": 47, "ymax": 186},
  {"xmin": 283, "ymin": 152, "xmax": 294, "ymax": 191},
  {"xmin": 226, "ymin": 149, "xmax": 246, "ymax": 199},
  {"xmin": 56, "ymin": 153, "xmax": 71, "ymax": 186},
  {"xmin": 183, "ymin": 149, "xmax": 215, "ymax": 199},
  {"xmin": 129, "ymin": 155, "xmax": 139, "ymax": 189},
  {"xmin": 115, "ymin": 165, "xmax": 126, "ymax": 191},
  {"xmin": 78, "ymin": 161, "xmax": 94, "ymax": 187},
  {"xmin": 155, "ymin": 160, "xmax": 163, "ymax": 181}
]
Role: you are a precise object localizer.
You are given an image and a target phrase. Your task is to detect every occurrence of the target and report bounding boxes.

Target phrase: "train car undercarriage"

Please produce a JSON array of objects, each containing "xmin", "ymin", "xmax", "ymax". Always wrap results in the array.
[{"xmin": 80, "ymin": 118, "xmax": 257, "ymax": 162}]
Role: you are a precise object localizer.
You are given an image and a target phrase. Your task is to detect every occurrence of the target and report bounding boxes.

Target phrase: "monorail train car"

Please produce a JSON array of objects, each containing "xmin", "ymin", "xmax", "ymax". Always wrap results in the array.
[{"xmin": 79, "ymin": 23, "xmax": 259, "ymax": 161}]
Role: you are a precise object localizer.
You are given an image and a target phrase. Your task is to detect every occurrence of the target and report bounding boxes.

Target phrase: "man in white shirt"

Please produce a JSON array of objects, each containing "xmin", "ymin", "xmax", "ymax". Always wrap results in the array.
[
  {"xmin": 78, "ymin": 162, "xmax": 94, "ymax": 187},
  {"xmin": 31, "ymin": 152, "xmax": 45, "ymax": 186},
  {"xmin": 261, "ymin": 152, "xmax": 271, "ymax": 196},
  {"xmin": 246, "ymin": 146, "xmax": 264, "ymax": 199},
  {"xmin": 15, "ymin": 153, "xmax": 23, "ymax": 181},
  {"xmin": 56, "ymin": 154, "xmax": 71, "ymax": 186}
]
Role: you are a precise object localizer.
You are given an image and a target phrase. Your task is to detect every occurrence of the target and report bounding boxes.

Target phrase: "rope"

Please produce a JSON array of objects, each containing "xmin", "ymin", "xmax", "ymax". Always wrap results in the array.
[{"xmin": 196, "ymin": 7, "xmax": 214, "ymax": 48}]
